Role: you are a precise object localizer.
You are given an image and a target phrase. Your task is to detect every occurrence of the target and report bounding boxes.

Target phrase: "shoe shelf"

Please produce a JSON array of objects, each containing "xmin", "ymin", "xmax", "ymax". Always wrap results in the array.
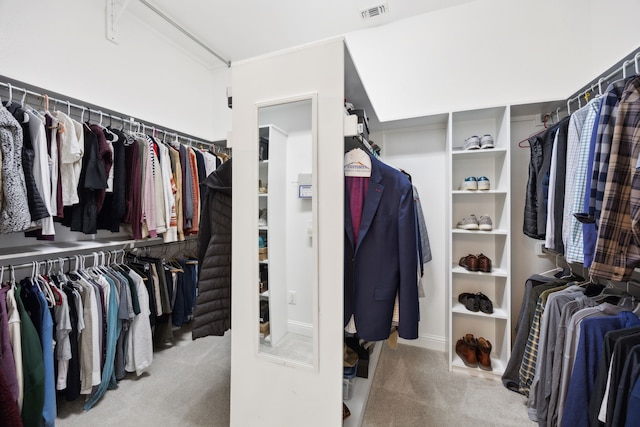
[
  {"xmin": 451, "ymin": 228, "xmax": 508, "ymax": 235},
  {"xmin": 451, "ymin": 190, "xmax": 507, "ymax": 195},
  {"xmin": 451, "ymin": 302, "xmax": 508, "ymax": 319},
  {"xmin": 448, "ymin": 105, "xmax": 511, "ymax": 380},
  {"xmin": 343, "ymin": 343, "xmax": 382, "ymax": 427},
  {"xmin": 451, "ymin": 265, "xmax": 508, "ymax": 277},
  {"xmin": 451, "ymin": 354, "xmax": 506, "ymax": 377}
]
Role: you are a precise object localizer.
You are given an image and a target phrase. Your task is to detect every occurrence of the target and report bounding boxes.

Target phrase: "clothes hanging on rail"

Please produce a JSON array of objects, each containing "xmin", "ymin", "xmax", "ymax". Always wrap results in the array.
[
  {"xmin": 501, "ymin": 266, "xmax": 640, "ymax": 427},
  {"xmin": 0, "ymin": 249, "xmax": 201, "ymax": 424},
  {"xmin": 0, "ymin": 105, "xmax": 33, "ymax": 233},
  {"xmin": 0, "ymin": 97, "xmax": 226, "ymax": 240},
  {"xmin": 523, "ymin": 74, "xmax": 640, "ymax": 281},
  {"xmin": 192, "ymin": 158, "xmax": 232, "ymax": 339},
  {"xmin": 343, "ymin": 149, "xmax": 420, "ymax": 341}
]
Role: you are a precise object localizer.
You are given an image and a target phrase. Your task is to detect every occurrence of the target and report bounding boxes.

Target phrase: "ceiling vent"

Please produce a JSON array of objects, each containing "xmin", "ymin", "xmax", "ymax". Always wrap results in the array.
[{"xmin": 361, "ymin": 3, "xmax": 389, "ymax": 19}]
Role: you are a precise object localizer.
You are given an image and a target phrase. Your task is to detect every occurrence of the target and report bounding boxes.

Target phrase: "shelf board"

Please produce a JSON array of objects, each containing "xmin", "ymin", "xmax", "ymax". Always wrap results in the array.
[
  {"xmin": 451, "ymin": 302, "xmax": 508, "ymax": 319},
  {"xmin": 451, "ymin": 265, "xmax": 508, "ymax": 277},
  {"xmin": 451, "ymin": 354, "xmax": 505, "ymax": 377},
  {"xmin": 259, "ymin": 160, "xmax": 269, "ymax": 164},
  {"xmin": 258, "ymin": 193, "xmax": 268, "ymax": 197},
  {"xmin": 451, "ymin": 228, "xmax": 507, "ymax": 235},
  {"xmin": 451, "ymin": 147, "xmax": 507, "ymax": 159},
  {"xmin": 343, "ymin": 342, "xmax": 382, "ymax": 427},
  {"xmin": 0, "ymin": 236, "xmax": 167, "ymax": 263},
  {"xmin": 259, "ymin": 290, "xmax": 270, "ymax": 299},
  {"xmin": 451, "ymin": 190, "xmax": 507, "ymax": 195},
  {"xmin": 258, "ymin": 226, "xmax": 268, "ymax": 231},
  {"xmin": 259, "ymin": 259, "xmax": 269, "ymax": 264}
]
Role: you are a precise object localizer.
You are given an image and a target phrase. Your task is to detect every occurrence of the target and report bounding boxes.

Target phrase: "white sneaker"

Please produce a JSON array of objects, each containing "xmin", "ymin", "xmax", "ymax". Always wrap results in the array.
[
  {"xmin": 457, "ymin": 214, "xmax": 479, "ymax": 230},
  {"xmin": 480, "ymin": 134, "xmax": 494, "ymax": 149},
  {"xmin": 478, "ymin": 215, "xmax": 493, "ymax": 231},
  {"xmin": 459, "ymin": 176, "xmax": 478, "ymax": 190},
  {"xmin": 477, "ymin": 176, "xmax": 491, "ymax": 190},
  {"xmin": 463, "ymin": 136, "xmax": 481, "ymax": 150}
]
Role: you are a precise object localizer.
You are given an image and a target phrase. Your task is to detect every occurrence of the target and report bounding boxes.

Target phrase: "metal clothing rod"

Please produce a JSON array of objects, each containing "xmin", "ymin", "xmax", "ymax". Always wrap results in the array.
[
  {"xmin": 137, "ymin": 0, "xmax": 231, "ymax": 68},
  {"xmin": 566, "ymin": 49, "xmax": 640, "ymax": 115},
  {"xmin": 0, "ymin": 77, "xmax": 226, "ymax": 151}
]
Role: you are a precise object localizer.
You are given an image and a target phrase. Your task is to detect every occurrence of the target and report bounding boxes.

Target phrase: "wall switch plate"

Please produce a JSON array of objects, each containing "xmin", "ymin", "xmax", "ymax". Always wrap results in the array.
[{"xmin": 288, "ymin": 291, "xmax": 297, "ymax": 305}]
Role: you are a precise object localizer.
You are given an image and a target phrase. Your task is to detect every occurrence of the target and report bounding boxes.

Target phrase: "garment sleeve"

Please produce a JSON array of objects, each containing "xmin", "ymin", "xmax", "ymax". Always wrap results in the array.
[{"xmin": 397, "ymin": 182, "xmax": 419, "ymax": 339}]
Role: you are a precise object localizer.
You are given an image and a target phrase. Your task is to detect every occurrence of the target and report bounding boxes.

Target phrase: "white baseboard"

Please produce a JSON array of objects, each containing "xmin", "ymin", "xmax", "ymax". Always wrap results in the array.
[
  {"xmin": 398, "ymin": 333, "xmax": 446, "ymax": 352},
  {"xmin": 287, "ymin": 320, "xmax": 312, "ymax": 337}
]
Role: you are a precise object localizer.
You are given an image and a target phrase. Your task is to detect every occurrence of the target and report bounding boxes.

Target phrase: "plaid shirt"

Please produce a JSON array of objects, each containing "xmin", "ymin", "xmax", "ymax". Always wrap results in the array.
[
  {"xmin": 518, "ymin": 285, "xmax": 568, "ymax": 396},
  {"xmin": 590, "ymin": 76, "xmax": 640, "ymax": 281},
  {"xmin": 565, "ymin": 98, "xmax": 601, "ymax": 263}
]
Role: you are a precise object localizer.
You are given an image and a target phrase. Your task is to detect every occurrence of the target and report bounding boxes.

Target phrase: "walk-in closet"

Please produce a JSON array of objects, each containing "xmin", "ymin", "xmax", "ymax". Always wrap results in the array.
[{"xmin": 1, "ymin": 1, "xmax": 640, "ymax": 426}]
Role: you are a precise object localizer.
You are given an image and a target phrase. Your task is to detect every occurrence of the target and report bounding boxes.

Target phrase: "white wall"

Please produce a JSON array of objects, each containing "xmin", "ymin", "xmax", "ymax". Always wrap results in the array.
[
  {"xmin": 0, "ymin": 0, "xmax": 231, "ymax": 141},
  {"xmin": 345, "ymin": 0, "xmax": 640, "ymax": 122},
  {"xmin": 230, "ymin": 39, "xmax": 345, "ymax": 427},
  {"xmin": 374, "ymin": 125, "xmax": 449, "ymax": 351}
]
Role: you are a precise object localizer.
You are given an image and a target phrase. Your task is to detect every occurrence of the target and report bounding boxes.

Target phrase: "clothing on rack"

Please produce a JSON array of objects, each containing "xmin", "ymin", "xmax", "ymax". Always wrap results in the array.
[
  {"xmin": 0, "ymin": 248, "xmax": 200, "ymax": 424},
  {"xmin": 192, "ymin": 158, "xmax": 232, "ymax": 339},
  {"xmin": 0, "ymin": 79, "xmax": 229, "ymax": 240},
  {"xmin": 502, "ymin": 266, "xmax": 640, "ymax": 427},
  {"xmin": 343, "ymin": 149, "xmax": 420, "ymax": 341},
  {"xmin": 524, "ymin": 72, "xmax": 640, "ymax": 281}
]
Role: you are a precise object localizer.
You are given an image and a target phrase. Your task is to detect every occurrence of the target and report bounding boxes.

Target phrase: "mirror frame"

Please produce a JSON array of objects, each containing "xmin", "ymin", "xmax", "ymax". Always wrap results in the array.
[{"xmin": 254, "ymin": 92, "xmax": 319, "ymax": 370}]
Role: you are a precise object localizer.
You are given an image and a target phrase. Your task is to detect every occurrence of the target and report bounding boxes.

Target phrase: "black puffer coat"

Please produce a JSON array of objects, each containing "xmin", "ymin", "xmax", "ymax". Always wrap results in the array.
[{"xmin": 192, "ymin": 158, "xmax": 232, "ymax": 339}]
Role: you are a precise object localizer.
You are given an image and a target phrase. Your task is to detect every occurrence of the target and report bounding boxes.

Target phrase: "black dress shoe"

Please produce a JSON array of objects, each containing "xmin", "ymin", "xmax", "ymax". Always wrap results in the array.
[
  {"xmin": 458, "ymin": 292, "xmax": 480, "ymax": 312},
  {"xmin": 476, "ymin": 292, "xmax": 494, "ymax": 314}
]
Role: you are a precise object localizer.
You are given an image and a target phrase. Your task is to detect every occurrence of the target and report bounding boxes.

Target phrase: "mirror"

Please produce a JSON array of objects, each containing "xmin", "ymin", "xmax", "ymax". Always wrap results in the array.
[{"xmin": 257, "ymin": 94, "xmax": 318, "ymax": 368}]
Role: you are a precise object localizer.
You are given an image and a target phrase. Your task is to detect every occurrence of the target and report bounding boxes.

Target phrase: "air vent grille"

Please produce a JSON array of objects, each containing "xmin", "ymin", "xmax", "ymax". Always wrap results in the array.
[{"xmin": 361, "ymin": 3, "xmax": 388, "ymax": 19}]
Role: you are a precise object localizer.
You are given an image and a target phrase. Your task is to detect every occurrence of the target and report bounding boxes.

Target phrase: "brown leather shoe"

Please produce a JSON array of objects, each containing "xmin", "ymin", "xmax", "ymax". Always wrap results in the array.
[
  {"xmin": 477, "ymin": 253, "xmax": 492, "ymax": 272},
  {"xmin": 476, "ymin": 337, "xmax": 493, "ymax": 371},
  {"xmin": 455, "ymin": 334, "xmax": 478, "ymax": 367},
  {"xmin": 458, "ymin": 254, "xmax": 478, "ymax": 271}
]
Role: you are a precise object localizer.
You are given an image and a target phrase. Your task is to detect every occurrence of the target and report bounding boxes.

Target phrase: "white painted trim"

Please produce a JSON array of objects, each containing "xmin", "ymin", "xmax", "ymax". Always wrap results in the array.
[
  {"xmin": 398, "ymin": 333, "xmax": 447, "ymax": 353},
  {"xmin": 232, "ymin": 36, "xmax": 345, "ymax": 67},
  {"xmin": 288, "ymin": 320, "xmax": 313, "ymax": 337}
]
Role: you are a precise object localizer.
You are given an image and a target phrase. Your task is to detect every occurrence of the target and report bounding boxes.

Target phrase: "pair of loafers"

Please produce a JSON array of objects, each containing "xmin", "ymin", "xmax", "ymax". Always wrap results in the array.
[
  {"xmin": 458, "ymin": 292, "xmax": 493, "ymax": 314},
  {"xmin": 458, "ymin": 253, "xmax": 492, "ymax": 272}
]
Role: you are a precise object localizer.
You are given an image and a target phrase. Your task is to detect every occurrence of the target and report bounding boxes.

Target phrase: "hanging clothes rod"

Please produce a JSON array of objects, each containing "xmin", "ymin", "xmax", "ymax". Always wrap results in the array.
[
  {"xmin": 0, "ymin": 76, "xmax": 227, "ymax": 151},
  {"xmin": 566, "ymin": 48, "xmax": 640, "ymax": 115},
  {"xmin": 137, "ymin": 0, "xmax": 231, "ymax": 68}
]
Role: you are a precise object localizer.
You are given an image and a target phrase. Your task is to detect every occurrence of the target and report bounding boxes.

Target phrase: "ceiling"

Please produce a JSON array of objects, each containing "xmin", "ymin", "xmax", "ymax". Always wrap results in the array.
[{"xmin": 126, "ymin": 0, "xmax": 474, "ymax": 67}]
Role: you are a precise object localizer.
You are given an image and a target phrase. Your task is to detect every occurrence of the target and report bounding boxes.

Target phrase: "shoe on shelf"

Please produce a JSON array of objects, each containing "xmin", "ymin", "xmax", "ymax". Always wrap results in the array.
[
  {"xmin": 478, "ymin": 215, "xmax": 493, "ymax": 231},
  {"xmin": 459, "ymin": 254, "xmax": 479, "ymax": 272},
  {"xmin": 343, "ymin": 403, "xmax": 351, "ymax": 420},
  {"xmin": 455, "ymin": 334, "xmax": 478, "ymax": 368},
  {"xmin": 476, "ymin": 337, "xmax": 493, "ymax": 370},
  {"xmin": 457, "ymin": 214, "xmax": 479, "ymax": 230},
  {"xmin": 480, "ymin": 134, "xmax": 495, "ymax": 149},
  {"xmin": 463, "ymin": 136, "xmax": 481, "ymax": 150},
  {"xmin": 459, "ymin": 176, "xmax": 478, "ymax": 190},
  {"xmin": 477, "ymin": 253, "xmax": 492, "ymax": 273},
  {"xmin": 476, "ymin": 292, "xmax": 494, "ymax": 314},
  {"xmin": 477, "ymin": 176, "xmax": 491, "ymax": 190},
  {"xmin": 458, "ymin": 292, "xmax": 480, "ymax": 312}
]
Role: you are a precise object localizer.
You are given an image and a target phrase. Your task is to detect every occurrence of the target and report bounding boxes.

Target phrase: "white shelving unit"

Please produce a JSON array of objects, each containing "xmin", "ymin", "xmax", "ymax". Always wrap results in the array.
[
  {"xmin": 343, "ymin": 343, "xmax": 382, "ymax": 427},
  {"xmin": 447, "ymin": 106, "xmax": 511, "ymax": 378},
  {"xmin": 258, "ymin": 125, "xmax": 289, "ymax": 347}
]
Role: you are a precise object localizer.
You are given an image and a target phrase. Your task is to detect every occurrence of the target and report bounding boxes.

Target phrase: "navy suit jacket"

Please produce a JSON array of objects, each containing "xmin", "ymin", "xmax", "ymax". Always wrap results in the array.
[{"xmin": 344, "ymin": 154, "xmax": 419, "ymax": 341}]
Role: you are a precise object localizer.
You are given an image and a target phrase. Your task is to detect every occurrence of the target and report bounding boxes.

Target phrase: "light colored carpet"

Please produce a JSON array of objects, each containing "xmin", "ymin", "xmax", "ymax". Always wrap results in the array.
[
  {"xmin": 56, "ymin": 330, "xmax": 533, "ymax": 426},
  {"xmin": 362, "ymin": 344, "xmax": 535, "ymax": 427},
  {"xmin": 56, "ymin": 326, "xmax": 231, "ymax": 427}
]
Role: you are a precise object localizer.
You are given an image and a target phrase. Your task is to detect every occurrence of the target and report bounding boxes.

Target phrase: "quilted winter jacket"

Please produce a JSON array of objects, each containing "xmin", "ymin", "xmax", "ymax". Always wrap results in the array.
[
  {"xmin": 192, "ymin": 159, "xmax": 232, "ymax": 339},
  {"xmin": 0, "ymin": 106, "xmax": 31, "ymax": 233}
]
